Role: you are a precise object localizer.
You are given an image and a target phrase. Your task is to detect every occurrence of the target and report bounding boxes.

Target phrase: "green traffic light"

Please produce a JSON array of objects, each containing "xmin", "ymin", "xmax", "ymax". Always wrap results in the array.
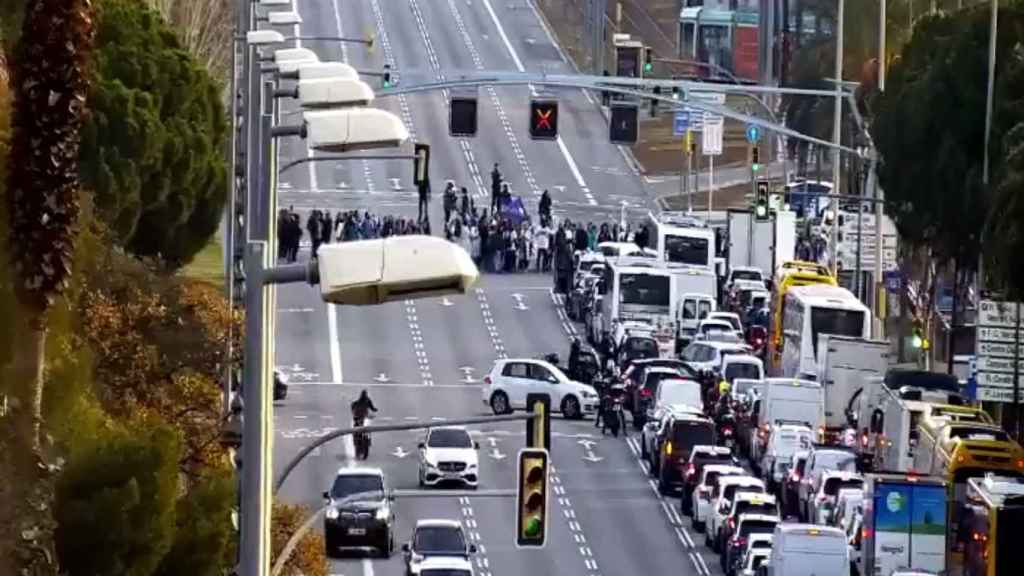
[
  {"xmin": 752, "ymin": 163, "xmax": 761, "ymax": 172},
  {"xmin": 524, "ymin": 516, "xmax": 542, "ymax": 538},
  {"xmin": 755, "ymin": 205, "xmax": 767, "ymax": 218},
  {"xmin": 912, "ymin": 333, "xmax": 923, "ymax": 349},
  {"xmin": 644, "ymin": 63, "xmax": 653, "ymax": 72}
]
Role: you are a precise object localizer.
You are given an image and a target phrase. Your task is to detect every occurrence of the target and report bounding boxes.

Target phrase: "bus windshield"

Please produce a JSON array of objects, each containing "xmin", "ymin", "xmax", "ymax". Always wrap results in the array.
[
  {"xmin": 665, "ymin": 234, "xmax": 709, "ymax": 267},
  {"xmin": 621, "ymin": 274, "xmax": 671, "ymax": 307},
  {"xmin": 810, "ymin": 307, "xmax": 865, "ymax": 355}
]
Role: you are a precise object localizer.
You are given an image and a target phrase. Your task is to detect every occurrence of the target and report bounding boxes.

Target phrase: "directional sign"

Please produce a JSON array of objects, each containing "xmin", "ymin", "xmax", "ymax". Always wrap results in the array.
[
  {"xmin": 978, "ymin": 326, "xmax": 1021, "ymax": 344},
  {"xmin": 977, "ymin": 341, "xmax": 1024, "ymax": 359},
  {"xmin": 702, "ymin": 113, "xmax": 724, "ymax": 156},
  {"xmin": 977, "ymin": 371, "xmax": 1017, "ymax": 388},
  {"xmin": 977, "ymin": 356, "xmax": 1022, "ymax": 374},
  {"xmin": 673, "ymin": 111, "xmax": 689, "ymax": 137},
  {"xmin": 979, "ymin": 300, "xmax": 1021, "ymax": 328}
]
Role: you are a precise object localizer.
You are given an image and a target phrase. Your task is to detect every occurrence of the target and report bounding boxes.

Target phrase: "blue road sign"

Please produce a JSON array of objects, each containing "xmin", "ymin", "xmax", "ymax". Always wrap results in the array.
[
  {"xmin": 674, "ymin": 111, "xmax": 690, "ymax": 137},
  {"xmin": 884, "ymin": 270, "xmax": 903, "ymax": 294},
  {"xmin": 746, "ymin": 123, "xmax": 761, "ymax": 143}
]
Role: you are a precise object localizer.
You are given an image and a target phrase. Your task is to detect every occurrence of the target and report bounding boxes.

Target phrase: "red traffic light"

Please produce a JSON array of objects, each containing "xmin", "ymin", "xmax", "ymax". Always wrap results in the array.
[{"xmin": 529, "ymin": 99, "xmax": 558, "ymax": 140}]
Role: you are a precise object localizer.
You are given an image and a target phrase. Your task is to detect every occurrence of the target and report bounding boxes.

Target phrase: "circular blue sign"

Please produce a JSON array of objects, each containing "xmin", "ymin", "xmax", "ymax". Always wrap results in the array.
[{"xmin": 746, "ymin": 124, "xmax": 761, "ymax": 143}]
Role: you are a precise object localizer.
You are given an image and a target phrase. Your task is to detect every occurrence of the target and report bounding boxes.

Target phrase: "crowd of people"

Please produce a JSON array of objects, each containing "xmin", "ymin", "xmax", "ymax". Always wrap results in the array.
[{"xmin": 276, "ymin": 206, "xmax": 431, "ymax": 262}]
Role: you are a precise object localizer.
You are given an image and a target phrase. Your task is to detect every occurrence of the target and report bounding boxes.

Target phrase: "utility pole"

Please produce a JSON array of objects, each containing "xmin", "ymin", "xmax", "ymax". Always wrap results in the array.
[
  {"xmin": 879, "ymin": 0, "xmax": 886, "ymax": 91},
  {"xmin": 980, "ymin": 0, "xmax": 998, "ymax": 300},
  {"xmin": 830, "ymin": 0, "xmax": 845, "ymax": 277}
]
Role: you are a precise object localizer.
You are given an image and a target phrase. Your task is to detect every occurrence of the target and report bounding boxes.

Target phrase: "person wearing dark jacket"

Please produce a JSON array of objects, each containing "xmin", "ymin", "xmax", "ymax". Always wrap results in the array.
[
  {"xmin": 574, "ymin": 225, "xmax": 589, "ymax": 253},
  {"xmin": 490, "ymin": 163, "xmax": 502, "ymax": 212},
  {"xmin": 539, "ymin": 190, "xmax": 552, "ymax": 223}
]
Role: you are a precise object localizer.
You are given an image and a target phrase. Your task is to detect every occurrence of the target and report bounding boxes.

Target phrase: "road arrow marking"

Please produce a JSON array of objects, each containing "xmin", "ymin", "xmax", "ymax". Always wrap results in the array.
[
  {"xmin": 373, "ymin": 373, "xmax": 391, "ymax": 383},
  {"xmin": 487, "ymin": 437, "xmax": 500, "ymax": 447},
  {"xmin": 577, "ymin": 439, "xmax": 597, "ymax": 449},
  {"xmin": 459, "ymin": 366, "xmax": 478, "ymax": 383},
  {"xmin": 511, "ymin": 293, "xmax": 529, "ymax": 311},
  {"xmin": 441, "ymin": 297, "xmax": 454, "ymax": 307},
  {"xmin": 489, "ymin": 448, "xmax": 506, "ymax": 460},
  {"xmin": 390, "ymin": 177, "xmax": 402, "ymax": 190},
  {"xmin": 582, "ymin": 450, "xmax": 603, "ymax": 463},
  {"xmin": 392, "ymin": 446, "xmax": 409, "ymax": 459}
]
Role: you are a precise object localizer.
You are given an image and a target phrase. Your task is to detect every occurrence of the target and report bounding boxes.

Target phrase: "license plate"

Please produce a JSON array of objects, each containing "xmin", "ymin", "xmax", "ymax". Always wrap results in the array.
[{"xmin": 347, "ymin": 528, "xmax": 366, "ymax": 536}]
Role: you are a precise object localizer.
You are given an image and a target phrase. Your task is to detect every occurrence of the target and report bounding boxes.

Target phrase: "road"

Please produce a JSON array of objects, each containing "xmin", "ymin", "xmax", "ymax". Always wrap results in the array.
[{"xmin": 270, "ymin": 1, "xmax": 724, "ymax": 575}]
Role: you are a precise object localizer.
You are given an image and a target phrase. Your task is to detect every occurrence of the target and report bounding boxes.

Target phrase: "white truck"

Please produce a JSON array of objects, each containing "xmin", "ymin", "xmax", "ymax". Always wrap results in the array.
[
  {"xmin": 725, "ymin": 209, "xmax": 796, "ymax": 285},
  {"xmin": 751, "ymin": 378, "xmax": 825, "ymax": 464},
  {"xmin": 815, "ymin": 335, "xmax": 890, "ymax": 441}
]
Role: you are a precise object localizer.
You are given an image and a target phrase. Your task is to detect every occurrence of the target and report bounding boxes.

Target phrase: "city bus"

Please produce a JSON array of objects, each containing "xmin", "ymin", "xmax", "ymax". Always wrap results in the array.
[
  {"xmin": 778, "ymin": 284, "xmax": 866, "ymax": 379},
  {"xmin": 769, "ymin": 260, "xmax": 836, "ymax": 372},
  {"xmin": 677, "ymin": 5, "xmax": 759, "ymax": 83},
  {"xmin": 912, "ymin": 419, "xmax": 1024, "ymax": 558},
  {"xmin": 592, "ymin": 262, "xmax": 677, "ymax": 357},
  {"xmin": 962, "ymin": 474, "xmax": 1024, "ymax": 576},
  {"xmin": 643, "ymin": 212, "xmax": 716, "ymax": 273}
]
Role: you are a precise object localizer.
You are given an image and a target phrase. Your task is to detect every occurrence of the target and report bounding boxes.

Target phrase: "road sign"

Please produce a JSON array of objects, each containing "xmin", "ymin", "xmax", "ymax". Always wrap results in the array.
[
  {"xmin": 702, "ymin": 113, "xmax": 724, "ymax": 155},
  {"xmin": 746, "ymin": 123, "xmax": 761, "ymax": 144},
  {"xmin": 673, "ymin": 111, "xmax": 689, "ymax": 137},
  {"xmin": 975, "ymin": 299, "xmax": 1022, "ymax": 401},
  {"xmin": 884, "ymin": 271, "xmax": 903, "ymax": 294}
]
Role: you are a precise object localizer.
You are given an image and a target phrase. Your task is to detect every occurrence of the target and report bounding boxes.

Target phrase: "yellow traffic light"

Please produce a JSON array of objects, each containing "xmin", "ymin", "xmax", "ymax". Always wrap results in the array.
[{"xmin": 516, "ymin": 448, "xmax": 549, "ymax": 547}]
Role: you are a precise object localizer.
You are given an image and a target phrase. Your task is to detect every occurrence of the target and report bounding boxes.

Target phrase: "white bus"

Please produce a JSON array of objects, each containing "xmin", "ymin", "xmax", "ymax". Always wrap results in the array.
[
  {"xmin": 780, "ymin": 284, "xmax": 870, "ymax": 379},
  {"xmin": 644, "ymin": 212, "xmax": 716, "ymax": 272},
  {"xmin": 592, "ymin": 262, "xmax": 677, "ymax": 356}
]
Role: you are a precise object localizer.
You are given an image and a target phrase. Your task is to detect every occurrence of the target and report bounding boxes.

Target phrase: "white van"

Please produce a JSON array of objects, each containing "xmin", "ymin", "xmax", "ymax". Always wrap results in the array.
[
  {"xmin": 764, "ymin": 523, "xmax": 848, "ymax": 576},
  {"xmin": 752, "ymin": 379, "xmax": 824, "ymax": 463}
]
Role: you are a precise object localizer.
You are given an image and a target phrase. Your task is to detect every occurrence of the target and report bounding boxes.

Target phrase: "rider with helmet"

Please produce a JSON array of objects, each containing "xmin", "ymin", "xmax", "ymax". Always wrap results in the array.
[{"xmin": 351, "ymin": 389, "xmax": 378, "ymax": 425}]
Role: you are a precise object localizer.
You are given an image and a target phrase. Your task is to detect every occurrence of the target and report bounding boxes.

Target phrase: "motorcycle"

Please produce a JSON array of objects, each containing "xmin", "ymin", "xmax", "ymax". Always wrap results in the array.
[
  {"xmin": 716, "ymin": 412, "xmax": 737, "ymax": 453},
  {"xmin": 600, "ymin": 385, "xmax": 627, "ymax": 437},
  {"xmin": 354, "ymin": 416, "xmax": 373, "ymax": 460}
]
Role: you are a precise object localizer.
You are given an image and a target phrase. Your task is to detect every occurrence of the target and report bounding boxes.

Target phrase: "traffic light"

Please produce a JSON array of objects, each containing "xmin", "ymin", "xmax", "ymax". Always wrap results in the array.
[
  {"xmin": 751, "ymin": 145, "xmax": 761, "ymax": 172},
  {"xmin": 529, "ymin": 98, "xmax": 558, "ymax": 140},
  {"xmin": 643, "ymin": 47, "xmax": 654, "ymax": 75},
  {"xmin": 526, "ymin": 393, "xmax": 551, "ymax": 452},
  {"xmin": 413, "ymin": 143, "xmax": 430, "ymax": 187},
  {"xmin": 755, "ymin": 180, "xmax": 770, "ymax": 221},
  {"xmin": 516, "ymin": 448, "xmax": 549, "ymax": 547},
  {"xmin": 609, "ymin": 102, "xmax": 639, "ymax": 145},
  {"xmin": 650, "ymin": 85, "xmax": 661, "ymax": 116},
  {"xmin": 449, "ymin": 93, "xmax": 478, "ymax": 137},
  {"xmin": 382, "ymin": 64, "xmax": 392, "ymax": 88}
]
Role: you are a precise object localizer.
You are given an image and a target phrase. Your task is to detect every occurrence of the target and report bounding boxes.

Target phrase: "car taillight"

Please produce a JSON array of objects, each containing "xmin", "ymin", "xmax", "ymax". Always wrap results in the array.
[
  {"xmin": 733, "ymin": 537, "xmax": 746, "ymax": 548},
  {"xmin": 723, "ymin": 427, "xmax": 733, "ymax": 436},
  {"xmin": 818, "ymin": 494, "xmax": 829, "ymax": 503},
  {"xmin": 484, "ymin": 376, "xmax": 492, "ymax": 385},
  {"xmin": 640, "ymin": 388, "xmax": 652, "ymax": 398},
  {"xmin": 861, "ymin": 433, "xmax": 868, "ymax": 447},
  {"xmin": 789, "ymin": 472, "xmax": 801, "ymax": 483},
  {"xmin": 728, "ymin": 518, "xmax": 735, "ymax": 530},
  {"xmin": 686, "ymin": 464, "xmax": 696, "ymax": 477}
]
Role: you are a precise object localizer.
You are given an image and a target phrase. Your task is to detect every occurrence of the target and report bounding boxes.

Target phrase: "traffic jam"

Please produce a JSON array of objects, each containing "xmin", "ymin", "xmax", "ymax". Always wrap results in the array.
[{"xmin": 526, "ymin": 210, "xmax": 1024, "ymax": 576}]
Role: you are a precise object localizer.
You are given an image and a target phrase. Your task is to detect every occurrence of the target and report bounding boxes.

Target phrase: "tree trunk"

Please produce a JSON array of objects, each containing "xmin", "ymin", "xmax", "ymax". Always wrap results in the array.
[
  {"xmin": 0, "ymin": 324, "xmax": 57, "ymax": 576},
  {"xmin": 947, "ymin": 256, "xmax": 959, "ymax": 374}
]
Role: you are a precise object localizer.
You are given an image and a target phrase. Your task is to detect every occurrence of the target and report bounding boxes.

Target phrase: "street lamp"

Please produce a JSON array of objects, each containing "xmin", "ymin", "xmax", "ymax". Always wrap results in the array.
[
  {"xmin": 275, "ymin": 108, "xmax": 410, "ymax": 152},
  {"xmin": 278, "ymin": 60, "xmax": 358, "ymax": 81},
  {"xmin": 262, "ymin": 10, "xmax": 303, "ymax": 26},
  {"xmin": 271, "ymin": 47, "xmax": 319, "ymax": 74},
  {"xmin": 289, "ymin": 78, "xmax": 375, "ymax": 108}
]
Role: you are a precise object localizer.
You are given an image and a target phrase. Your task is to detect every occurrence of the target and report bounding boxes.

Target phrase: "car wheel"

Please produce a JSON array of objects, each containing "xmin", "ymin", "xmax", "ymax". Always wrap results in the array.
[
  {"xmin": 640, "ymin": 438, "xmax": 648, "ymax": 460},
  {"xmin": 324, "ymin": 537, "xmax": 337, "ymax": 559},
  {"xmin": 379, "ymin": 533, "xmax": 393, "ymax": 558},
  {"xmin": 561, "ymin": 395, "xmax": 581, "ymax": 420},
  {"xmin": 490, "ymin": 391, "xmax": 510, "ymax": 415},
  {"xmin": 632, "ymin": 411, "xmax": 645, "ymax": 430}
]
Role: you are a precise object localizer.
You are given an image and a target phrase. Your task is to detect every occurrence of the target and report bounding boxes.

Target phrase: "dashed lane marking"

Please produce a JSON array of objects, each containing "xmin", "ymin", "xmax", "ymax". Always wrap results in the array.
[
  {"xmin": 475, "ymin": 288, "xmax": 507, "ymax": 359},
  {"xmin": 405, "ymin": 300, "xmax": 434, "ymax": 386}
]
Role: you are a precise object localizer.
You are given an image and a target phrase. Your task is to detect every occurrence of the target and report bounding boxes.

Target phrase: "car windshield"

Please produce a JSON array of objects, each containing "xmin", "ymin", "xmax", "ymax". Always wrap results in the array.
[
  {"xmin": 732, "ymin": 270, "xmax": 762, "ymax": 282},
  {"xmin": 625, "ymin": 337, "xmax": 659, "ymax": 355},
  {"xmin": 739, "ymin": 520, "xmax": 778, "ymax": 537},
  {"xmin": 415, "ymin": 526, "xmax": 467, "ymax": 555},
  {"xmin": 814, "ymin": 451, "xmax": 857, "ymax": 472},
  {"xmin": 735, "ymin": 501, "xmax": 777, "ymax": 516},
  {"xmin": 724, "ymin": 362, "xmax": 760, "ymax": 382},
  {"xmin": 620, "ymin": 274, "xmax": 671, "ymax": 307},
  {"xmin": 810, "ymin": 307, "xmax": 865, "ymax": 356},
  {"xmin": 671, "ymin": 421, "xmax": 715, "ymax": 448},
  {"xmin": 665, "ymin": 234, "xmax": 709, "ymax": 266},
  {"xmin": 331, "ymin": 474, "xmax": 384, "ymax": 500},
  {"xmin": 824, "ymin": 478, "xmax": 863, "ymax": 497},
  {"xmin": 659, "ymin": 380, "xmax": 702, "ymax": 407},
  {"xmin": 701, "ymin": 323, "xmax": 732, "ymax": 335},
  {"xmin": 723, "ymin": 483, "xmax": 763, "ymax": 502},
  {"xmin": 428, "ymin": 429, "xmax": 473, "ymax": 448}
]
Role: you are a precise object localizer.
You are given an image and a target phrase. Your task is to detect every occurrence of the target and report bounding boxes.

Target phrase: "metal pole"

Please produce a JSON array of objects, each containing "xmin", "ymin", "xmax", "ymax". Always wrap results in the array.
[
  {"xmin": 1014, "ymin": 301, "xmax": 1020, "ymax": 440},
  {"xmin": 707, "ymin": 153, "xmax": 714, "ymax": 221},
  {"xmin": 855, "ymin": 202, "xmax": 863, "ymax": 299},
  {"xmin": 871, "ymin": 155, "xmax": 885, "ymax": 339},
  {"xmin": 240, "ymin": 242, "xmax": 271, "ymax": 576},
  {"xmin": 879, "ymin": 0, "xmax": 887, "ymax": 92},
  {"xmin": 830, "ymin": 0, "xmax": 845, "ymax": 276},
  {"xmin": 983, "ymin": 0, "xmax": 998, "ymax": 186}
]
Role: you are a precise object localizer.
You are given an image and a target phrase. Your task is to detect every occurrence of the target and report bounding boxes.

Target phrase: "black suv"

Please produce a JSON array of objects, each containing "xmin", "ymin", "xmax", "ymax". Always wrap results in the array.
[
  {"xmin": 652, "ymin": 413, "xmax": 716, "ymax": 494},
  {"xmin": 323, "ymin": 467, "xmax": 395, "ymax": 557}
]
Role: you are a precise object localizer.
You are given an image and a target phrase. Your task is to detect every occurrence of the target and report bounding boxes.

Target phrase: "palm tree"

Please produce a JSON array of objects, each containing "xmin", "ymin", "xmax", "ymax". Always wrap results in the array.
[{"xmin": 0, "ymin": 0, "xmax": 96, "ymax": 573}]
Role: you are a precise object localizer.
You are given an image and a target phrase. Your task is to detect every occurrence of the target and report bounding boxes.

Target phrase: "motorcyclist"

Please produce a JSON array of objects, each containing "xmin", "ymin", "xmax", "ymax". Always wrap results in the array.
[
  {"xmin": 351, "ymin": 389, "xmax": 378, "ymax": 426},
  {"xmin": 715, "ymin": 379, "xmax": 733, "ymax": 419},
  {"xmin": 568, "ymin": 338, "xmax": 582, "ymax": 381}
]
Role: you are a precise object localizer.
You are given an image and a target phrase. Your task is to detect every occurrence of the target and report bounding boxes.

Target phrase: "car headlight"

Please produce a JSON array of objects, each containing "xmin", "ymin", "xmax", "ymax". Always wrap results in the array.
[
  {"xmin": 325, "ymin": 507, "xmax": 339, "ymax": 520},
  {"xmin": 375, "ymin": 507, "xmax": 390, "ymax": 521},
  {"xmin": 425, "ymin": 460, "xmax": 438, "ymax": 469},
  {"xmin": 467, "ymin": 462, "xmax": 478, "ymax": 470},
  {"xmin": 581, "ymin": 390, "xmax": 596, "ymax": 399}
]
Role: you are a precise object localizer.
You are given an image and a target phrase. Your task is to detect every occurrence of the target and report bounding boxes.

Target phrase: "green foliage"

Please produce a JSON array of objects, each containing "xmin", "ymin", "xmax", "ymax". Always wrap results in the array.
[
  {"xmin": 871, "ymin": 6, "xmax": 1024, "ymax": 270},
  {"xmin": 989, "ymin": 122, "xmax": 1024, "ymax": 299},
  {"xmin": 55, "ymin": 422, "xmax": 180, "ymax": 576},
  {"xmin": 154, "ymin": 473, "xmax": 235, "ymax": 576},
  {"xmin": 81, "ymin": 0, "xmax": 228, "ymax": 268}
]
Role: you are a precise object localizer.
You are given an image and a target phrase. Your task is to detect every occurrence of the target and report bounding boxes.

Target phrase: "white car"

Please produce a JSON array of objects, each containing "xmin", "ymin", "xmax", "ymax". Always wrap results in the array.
[
  {"xmin": 681, "ymin": 340, "xmax": 751, "ymax": 375},
  {"xmin": 403, "ymin": 519, "xmax": 475, "ymax": 576},
  {"xmin": 692, "ymin": 464, "xmax": 746, "ymax": 531},
  {"xmin": 707, "ymin": 311, "xmax": 743, "ymax": 334},
  {"xmin": 759, "ymin": 424, "xmax": 813, "ymax": 487},
  {"xmin": 807, "ymin": 470, "xmax": 863, "ymax": 525},
  {"xmin": 482, "ymin": 358, "xmax": 599, "ymax": 419},
  {"xmin": 739, "ymin": 547, "xmax": 771, "ymax": 576},
  {"xmin": 707, "ymin": 475, "xmax": 766, "ymax": 550},
  {"xmin": 412, "ymin": 556, "xmax": 474, "ymax": 576},
  {"xmin": 695, "ymin": 319, "xmax": 739, "ymax": 341},
  {"xmin": 418, "ymin": 427, "xmax": 480, "ymax": 488}
]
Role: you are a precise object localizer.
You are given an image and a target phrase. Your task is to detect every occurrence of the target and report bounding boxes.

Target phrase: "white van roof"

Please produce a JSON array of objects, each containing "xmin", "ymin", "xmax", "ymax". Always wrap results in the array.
[{"xmin": 773, "ymin": 523, "xmax": 846, "ymax": 550}]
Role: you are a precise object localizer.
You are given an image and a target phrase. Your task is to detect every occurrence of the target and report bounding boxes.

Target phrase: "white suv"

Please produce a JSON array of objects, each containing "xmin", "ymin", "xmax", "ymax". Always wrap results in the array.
[
  {"xmin": 402, "ymin": 519, "xmax": 476, "ymax": 576},
  {"xmin": 706, "ymin": 475, "xmax": 765, "ymax": 551},
  {"xmin": 692, "ymin": 464, "xmax": 745, "ymax": 532},
  {"xmin": 482, "ymin": 358, "xmax": 598, "ymax": 419},
  {"xmin": 418, "ymin": 427, "xmax": 479, "ymax": 488}
]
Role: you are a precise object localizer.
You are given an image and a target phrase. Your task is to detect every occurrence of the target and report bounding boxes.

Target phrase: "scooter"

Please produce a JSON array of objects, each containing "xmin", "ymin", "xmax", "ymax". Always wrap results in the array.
[{"xmin": 354, "ymin": 416, "xmax": 373, "ymax": 460}]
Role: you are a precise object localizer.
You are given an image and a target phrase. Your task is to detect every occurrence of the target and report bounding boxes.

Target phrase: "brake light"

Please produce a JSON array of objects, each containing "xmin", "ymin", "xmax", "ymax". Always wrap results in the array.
[
  {"xmin": 817, "ymin": 494, "xmax": 829, "ymax": 503},
  {"xmin": 728, "ymin": 518, "xmax": 735, "ymax": 530},
  {"xmin": 861, "ymin": 433, "xmax": 868, "ymax": 447},
  {"xmin": 484, "ymin": 376, "xmax": 492, "ymax": 385},
  {"xmin": 733, "ymin": 537, "xmax": 747, "ymax": 548},
  {"xmin": 1017, "ymin": 458, "xmax": 1024, "ymax": 469},
  {"xmin": 641, "ymin": 388, "xmax": 652, "ymax": 398},
  {"xmin": 789, "ymin": 472, "xmax": 801, "ymax": 483},
  {"xmin": 723, "ymin": 427, "xmax": 733, "ymax": 436},
  {"xmin": 686, "ymin": 464, "xmax": 696, "ymax": 477}
]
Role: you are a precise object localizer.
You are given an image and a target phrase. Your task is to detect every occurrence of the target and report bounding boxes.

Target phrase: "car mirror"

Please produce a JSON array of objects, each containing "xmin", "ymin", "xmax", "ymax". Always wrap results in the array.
[
  {"xmin": 402, "ymin": 543, "xmax": 410, "ymax": 553},
  {"xmin": 474, "ymin": 441, "xmax": 480, "ymax": 450},
  {"xmin": 418, "ymin": 442, "xmax": 426, "ymax": 450},
  {"xmin": 469, "ymin": 544, "xmax": 478, "ymax": 554},
  {"xmin": 388, "ymin": 490, "xmax": 396, "ymax": 502},
  {"xmin": 322, "ymin": 491, "xmax": 330, "ymax": 500}
]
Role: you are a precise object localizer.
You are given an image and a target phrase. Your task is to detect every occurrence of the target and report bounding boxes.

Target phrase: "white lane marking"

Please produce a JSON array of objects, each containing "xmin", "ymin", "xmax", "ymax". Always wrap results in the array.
[
  {"xmin": 480, "ymin": 0, "xmax": 524, "ymax": 72},
  {"xmin": 363, "ymin": 558, "xmax": 374, "ymax": 576},
  {"xmin": 328, "ymin": 304, "xmax": 343, "ymax": 384}
]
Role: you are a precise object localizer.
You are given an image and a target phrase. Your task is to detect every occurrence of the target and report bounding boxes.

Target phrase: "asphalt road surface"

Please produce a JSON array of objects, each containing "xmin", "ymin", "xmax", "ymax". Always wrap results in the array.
[{"xmin": 271, "ymin": 1, "xmax": 725, "ymax": 575}]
